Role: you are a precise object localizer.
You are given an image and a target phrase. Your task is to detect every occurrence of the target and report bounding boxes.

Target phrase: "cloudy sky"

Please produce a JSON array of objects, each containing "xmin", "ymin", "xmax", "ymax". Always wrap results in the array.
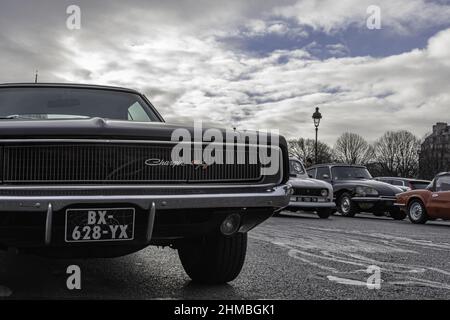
[{"xmin": 1, "ymin": 0, "xmax": 450, "ymax": 145}]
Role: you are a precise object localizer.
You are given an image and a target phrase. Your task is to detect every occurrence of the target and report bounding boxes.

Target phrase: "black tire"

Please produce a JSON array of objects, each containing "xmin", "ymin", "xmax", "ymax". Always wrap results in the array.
[
  {"xmin": 317, "ymin": 209, "xmax": 332, "ymax": 219},
  {"xmin": 373, "ymin": 211, "xmax": 384, "ymax": 217},
  {"xmin": 337, "ymin": 192, "xmax": 357, "ymax": 217},
  {"xmin": 178, "ymin": 232, "xmax": 247, "ymax": 284},
  {"xmin": 389, "ymin": 210, "xmax": 406, "ymax": 220},
  {"xmin": 407, "ymin": 200, "xmax": 428, "ymax": 224}
]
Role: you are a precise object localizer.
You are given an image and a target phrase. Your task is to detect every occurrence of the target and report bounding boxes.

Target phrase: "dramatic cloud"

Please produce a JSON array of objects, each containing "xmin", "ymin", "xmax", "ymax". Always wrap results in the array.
[{"xmin": 0, "ymin": 0, "xmax": 449, "ymax": 144}]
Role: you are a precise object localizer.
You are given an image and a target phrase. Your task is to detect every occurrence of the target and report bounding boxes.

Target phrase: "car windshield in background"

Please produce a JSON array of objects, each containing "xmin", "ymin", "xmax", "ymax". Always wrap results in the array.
[
  {"xmin": 436, "ymin": 175, "xmax": 450, "ymax": 191},
  {"xmin": 289, "ymin": 160, "xmax": 305, "ymax": 175},
  {"xmin": 0, "ymin": 87, "xmax": 159, "ymax": 122},
  {"xmin": 331, "ymin": 166, "xmax": 372, "ymax": 180},
  {"xmin": 411, "ymin": 182, "xmax": 431, "ymax": 189}
]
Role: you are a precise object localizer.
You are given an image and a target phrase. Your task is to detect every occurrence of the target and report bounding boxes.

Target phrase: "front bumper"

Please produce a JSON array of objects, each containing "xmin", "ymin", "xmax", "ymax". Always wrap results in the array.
[
  {"xmin": 288, "ymin": 200, "xmax": 336, "ymax": 209},
  {"xmin": 0, "ymin": 185, "xmax": 290, "ymax": 252},
  {"xmin": 0, "ymin": 184, "xmax": 290, "ymax": 212},
  {"xmin": 351, "ymin": 196, "xmax": 398, "ymax": 211}
]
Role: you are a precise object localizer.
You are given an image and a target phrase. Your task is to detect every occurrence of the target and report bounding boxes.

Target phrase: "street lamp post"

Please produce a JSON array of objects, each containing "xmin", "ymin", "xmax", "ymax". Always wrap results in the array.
[{"xmin": 312, "ymin": 107, "xmax": 322, "ymax": 164}]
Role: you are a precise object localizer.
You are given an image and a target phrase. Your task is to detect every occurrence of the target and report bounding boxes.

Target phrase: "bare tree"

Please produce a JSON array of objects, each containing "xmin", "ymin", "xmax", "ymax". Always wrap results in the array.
[
  {"xmin": 374, "ymin": 130, "xmax": 420, "ymax": 177},
  {"xmin": 333, "ymin": 132, "xmax": 374, "ymax": 165},
  {"xmin": 288, "ymin": 138, "xmax": 333, "ymax": 166}
]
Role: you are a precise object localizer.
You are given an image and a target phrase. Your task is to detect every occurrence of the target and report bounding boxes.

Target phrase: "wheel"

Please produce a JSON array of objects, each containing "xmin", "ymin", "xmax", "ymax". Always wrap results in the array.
[
  {"xmin": 389, "ymin": 210, "xmax": 406, "ymax": 220},
  {"xmin": 337, "ymin": 192, "xmax": 357, "ymax": 217},
  {"xmin": 317, "ymin": 209, "xmax": 332, "ymax": 219},
  {"xmin": 373, "ymin": 211, "xmax": 384, "ymax": 217},
  {"xmin": 178, "ymin": 232, "xmax": 247, "ymax": 284},
  {"xmin": 408, "ymin": 200, "xmax": 428, "ymax": 224}
]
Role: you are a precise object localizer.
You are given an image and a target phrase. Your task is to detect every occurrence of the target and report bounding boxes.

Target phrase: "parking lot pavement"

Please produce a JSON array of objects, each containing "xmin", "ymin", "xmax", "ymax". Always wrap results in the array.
[{"xmin": 0, "ymin": 211, "xmax": 449, "ymax": 299}]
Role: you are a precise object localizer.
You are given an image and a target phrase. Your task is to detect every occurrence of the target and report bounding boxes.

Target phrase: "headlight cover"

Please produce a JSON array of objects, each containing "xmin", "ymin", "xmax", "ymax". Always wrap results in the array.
[
  {"xmin": 355, "ymin": 186, "xmax": 379, "ymax": 197},
  {"xmin": 321, "ymin": 189, "xmax": 329, "ymax": 197}
]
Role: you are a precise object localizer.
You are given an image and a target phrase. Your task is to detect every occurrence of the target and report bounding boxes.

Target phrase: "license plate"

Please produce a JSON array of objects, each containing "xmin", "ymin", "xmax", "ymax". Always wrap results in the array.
[{"xmin": 65, "ymin": 208, "xmax": 135, "ymax": 243}]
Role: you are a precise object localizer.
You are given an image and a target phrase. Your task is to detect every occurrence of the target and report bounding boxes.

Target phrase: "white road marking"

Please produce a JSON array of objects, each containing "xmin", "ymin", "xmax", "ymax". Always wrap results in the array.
[{"xmin": 250, "ymin": 221, "xmax": 450, "ymax": 291}]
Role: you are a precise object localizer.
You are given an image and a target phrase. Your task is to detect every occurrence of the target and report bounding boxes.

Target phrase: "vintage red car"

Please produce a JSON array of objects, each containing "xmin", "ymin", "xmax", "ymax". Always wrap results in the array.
[{"xmin": 396, "ymin": 172, "xmax": 450, "ymax": 224}]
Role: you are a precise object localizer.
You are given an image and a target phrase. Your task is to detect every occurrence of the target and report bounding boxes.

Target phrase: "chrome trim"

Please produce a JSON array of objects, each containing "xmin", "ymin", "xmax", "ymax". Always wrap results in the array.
[
  {"xmin": 146, "ymin": 202, "xmax": 156, "ymax": 243},
  {"xmin": 0, "ymin": 183, "xmax": 277, "ymax": 190},
  {"xmin": 0, "ymin": 138, "xmax": 279, "ymax": 149},
  {"xmin": 45, "ymin": 203, "xmax": 53, "ymax": 245},
  {"xmin": 0, "ymin": 185, "xmax": 290, "ymax": 212}
]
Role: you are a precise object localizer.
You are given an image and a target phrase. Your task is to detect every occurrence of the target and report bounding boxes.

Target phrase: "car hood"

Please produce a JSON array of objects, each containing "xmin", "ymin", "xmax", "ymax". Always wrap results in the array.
[
  {"xmin": 289, "ymin": 177, "xmax": 332, "ymax": 189},
  {"xmin": 335, "ymin": 179, "xmax": 403, "ymax": 196},
  {"xmin": 0, "ymin": 117, "xmax": 285, "ymax": 144}
]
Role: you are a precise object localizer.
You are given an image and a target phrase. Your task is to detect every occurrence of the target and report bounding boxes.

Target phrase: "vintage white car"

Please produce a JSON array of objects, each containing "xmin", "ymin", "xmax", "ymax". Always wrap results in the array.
[{"xmin": 284, "ymin": 158, "xmax": 336, "ymax": 219}]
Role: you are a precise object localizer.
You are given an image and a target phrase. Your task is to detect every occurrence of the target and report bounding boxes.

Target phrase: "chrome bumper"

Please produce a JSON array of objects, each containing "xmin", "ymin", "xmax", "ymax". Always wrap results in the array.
[
  {"xmin": 351, "ymin": 196, "xmax": 396, "ymax": 202},
  {"xmin": 288, "ymin": 201, "xmax": 336, "ymax": 208},
  {"xmin": 0, "ymin": 185, "xmax": 291, "ymax": 212}
]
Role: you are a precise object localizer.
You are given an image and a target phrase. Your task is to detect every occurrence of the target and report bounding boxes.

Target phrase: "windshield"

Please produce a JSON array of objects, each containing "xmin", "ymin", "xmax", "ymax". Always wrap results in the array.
[
  {"xmin": 289, "ymin": 160, "xmax": 306, "ymax": 175},
  {"xmin": 331, "ymin": 166, "xmax": 372, "ymax": 180},
  {"xmin": 410, "ymin": 181, "xmax": 430, "ymax": 190},
  {"xmin": 0, "ymin": 87, "xmax": 160, "ymax": 122}
]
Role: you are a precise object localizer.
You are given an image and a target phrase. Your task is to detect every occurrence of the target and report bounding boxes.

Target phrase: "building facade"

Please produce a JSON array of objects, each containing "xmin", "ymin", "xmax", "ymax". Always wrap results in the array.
[{"xmin": 419, "ymin": 122, "xmax": 450, "ymax": 180}]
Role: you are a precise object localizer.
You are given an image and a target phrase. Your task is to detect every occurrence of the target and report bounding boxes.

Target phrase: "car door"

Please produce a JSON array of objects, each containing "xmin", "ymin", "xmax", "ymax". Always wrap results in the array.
[{"xmin": 427, "ymin": 175, "xmax": 450, "ymax": 218}]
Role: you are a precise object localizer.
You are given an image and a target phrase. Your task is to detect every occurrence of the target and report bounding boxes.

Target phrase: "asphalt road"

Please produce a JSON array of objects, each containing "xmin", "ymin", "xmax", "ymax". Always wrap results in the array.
[{"xmin": 0, "ymin": 211, "xmax": 449, "ymax": 300}]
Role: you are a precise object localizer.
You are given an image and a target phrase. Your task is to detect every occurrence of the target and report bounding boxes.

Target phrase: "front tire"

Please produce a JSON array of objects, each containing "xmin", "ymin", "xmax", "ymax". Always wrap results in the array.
[
  {"xmin": 178, "ymin": 232, "xmax": 247, "ymax": 284},
  {"xmin": 337, "ymin": 192, "xmax": 357, "ymax": 217},
  {"xmin": 317, "ymin": 209, "xmax": 332, "ymax": 219},
  {"xmin": 408, "ymin": 200, "xmax": 428, "ymax": 224}
]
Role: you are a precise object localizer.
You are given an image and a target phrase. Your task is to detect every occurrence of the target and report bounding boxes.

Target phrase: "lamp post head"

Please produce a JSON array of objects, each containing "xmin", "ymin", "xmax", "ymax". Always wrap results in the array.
[{"xmin": 312, "ymin": 107, "xmax": 322, "ymax": 128}]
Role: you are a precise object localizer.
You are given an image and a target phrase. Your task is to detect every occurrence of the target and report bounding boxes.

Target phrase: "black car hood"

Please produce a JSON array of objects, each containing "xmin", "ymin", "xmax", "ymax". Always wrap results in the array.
[
  {"xmin": 0, "ymin": 118, "xmax": 284, "ymax": 145},
  {"xmin": 335, "ymin": 179, "xmax": 403, "ymax": 196}
]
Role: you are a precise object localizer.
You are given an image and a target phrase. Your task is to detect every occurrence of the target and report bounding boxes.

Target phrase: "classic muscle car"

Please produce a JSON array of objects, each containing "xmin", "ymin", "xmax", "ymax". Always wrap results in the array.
[
  {"xmin": 285, "ymin": 158, "xmax": 335, "ymax": 219},
  {"xmin": 0, "ymin": 83, "xmax": 291, "ymax": 284},
  {"xmin": 307, "ymin": 164, "xmax": 405, "ymax": 219},
  {"xmin": 395, "ymin": 172, "xmax": 450, "ymax": 224}
]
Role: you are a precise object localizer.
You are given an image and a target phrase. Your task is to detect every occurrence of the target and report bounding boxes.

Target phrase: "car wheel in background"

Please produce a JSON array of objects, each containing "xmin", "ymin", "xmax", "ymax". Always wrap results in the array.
[
  {"xmin": 337, "ymin": 192, "xmax": 357, "ymax": 217},
  {"xmin": 372, "ymin": 211, "xmax": 384, "ymax": 217},
  {"xmin": 178, "ymin": 232, "xmax": 247, "ymax": 284},
  {"xmin": 408, "ymin": 200, "xmax": 428, "ymax": 224},
  {"xmin": 316, "ymin": 209, "xmax": 332, "ymax": 219}
]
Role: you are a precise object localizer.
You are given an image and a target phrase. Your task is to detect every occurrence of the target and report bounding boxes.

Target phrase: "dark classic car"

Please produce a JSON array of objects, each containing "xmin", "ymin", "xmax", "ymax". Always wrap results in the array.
[
  {"xmin": 396, "ymin": 172, "xmax": 450, "ymax": 224},
  {"xmin": 285, "ymin": 158, "xmax": 335, "ymax": 219},
  {"xmin": 374, "ymin": 177, "xmax": 431, "ymax": 192},
  {"xmin": 307, "ymin": 164, "xmax": 405, "ymax": 219},
  {"xmin": 0, "ymin": 83, "xmax": 291, "ymax": 284}
]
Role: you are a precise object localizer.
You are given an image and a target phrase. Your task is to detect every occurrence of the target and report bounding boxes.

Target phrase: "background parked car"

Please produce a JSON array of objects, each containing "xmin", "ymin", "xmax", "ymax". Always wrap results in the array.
[
  {"xmin": 307, "ymin": 164, "xmax": 405, "ymax": 220},
  {"xmin": 284, "ymin": 158, "xmax": 335, "ymax": 219},
  {"xmin": 396, "ymin": 172, "xmax": 450, "ymax": 224},
  {"xmin": 374, "ymin": 177, "xmax": 431, "ymax": 192}
]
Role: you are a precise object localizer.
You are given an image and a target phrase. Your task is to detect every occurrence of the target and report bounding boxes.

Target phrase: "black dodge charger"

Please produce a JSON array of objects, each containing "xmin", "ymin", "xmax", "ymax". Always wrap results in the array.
[
  {"xmin": 0, "ymin": 83, "xmax": 291, "ymax": 284},
  {"xmin": 307, "ymin": 164, "xmax": 405, "ymax": 220}
]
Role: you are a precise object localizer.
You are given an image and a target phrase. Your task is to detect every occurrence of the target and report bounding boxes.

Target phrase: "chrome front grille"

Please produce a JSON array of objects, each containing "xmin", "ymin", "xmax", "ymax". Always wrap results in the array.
[{"xmin": 1, "ymin": 143, "xmax": 263, "ymax": 184}]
